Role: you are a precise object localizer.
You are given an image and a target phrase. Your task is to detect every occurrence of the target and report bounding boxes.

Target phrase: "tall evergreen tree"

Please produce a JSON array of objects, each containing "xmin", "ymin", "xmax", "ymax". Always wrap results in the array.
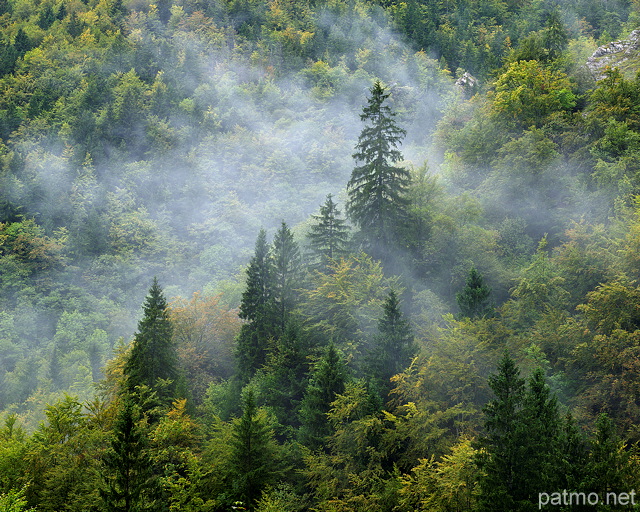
[
  {"xmin": 271, "ymin": 221, "xmax": 302, "ymax": 333},
  {"xmin": 13, "ymin": 28, "xmax": 31, "ymax": 55},
  {"xmin": 347, "ymin": 80, "xmax": 410, "ymax": 252},
  {"xmin": 476, "ymin": 352, "xmax": 526, "ymax": 512},
  {"xmin": 123, "ymin": 278, "xmax": 179, "ymax": 404},
  {"xmin": 585, "ymin": 413, "xmax": 631, "ymax": 497},
  {"xmin": 519, "ymin": 368, "xmax": 561, "ymax": 496},
  {"xmin": 298, "ymin": 342, "xmax": 347, "ymax": 450},
  {"xmin": 230, "ymin": 389, "xmax": 279, "ymax": 507},
  {"xmin": 236, "ymin": 229, "xmax": 278, "ymax": 382},
  {"xmin": 37, "ymin": 4, "xmax": 56, "ymax": 30},
  {"xmin": 100, "ymin": 397, "xmax": 151, "ymax": 512},
  {"xmin": 478, "ymin": 357, "xmax": 563, "ymax": 511},
  {"xmin": 307, "ymin": 194, "xmax": 350, "ymax": 271},
  {"xmin": 367, "ymin": 290, "xmax": 415, "ymax": 393},
  {"xmin": 259, "ymin": 320, "xmax": 310, "ymax": 428},
  {"xmin": 456, "ymin": 267, "xmax": 494, "ymax": 319}
]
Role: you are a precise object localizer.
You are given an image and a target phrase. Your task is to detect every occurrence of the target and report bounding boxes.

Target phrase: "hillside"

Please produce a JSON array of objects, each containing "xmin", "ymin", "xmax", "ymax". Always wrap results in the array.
[{"xmin": 3, "ymin": 0, "xmax": 640, "ymax": 510}]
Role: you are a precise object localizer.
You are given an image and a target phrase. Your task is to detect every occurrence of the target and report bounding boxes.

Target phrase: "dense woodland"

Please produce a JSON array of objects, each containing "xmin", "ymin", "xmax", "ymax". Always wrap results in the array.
[{"xmin": 3, "ymin": 0, "xmax": 640, "ymax": 509}]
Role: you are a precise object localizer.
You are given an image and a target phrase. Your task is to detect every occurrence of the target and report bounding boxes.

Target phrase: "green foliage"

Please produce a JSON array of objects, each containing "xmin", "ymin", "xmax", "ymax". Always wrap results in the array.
[
  {"xmin": 236, "ymin": 230, "xmax": 278, "ymax": 382},
  {"xmin": 456, "ymin": 267, "xmax": 493, "ymax": 319},
  {"xmin": 123, "ymin": 278, "xmax": 180, "ymax": 406},
  {"xmin": 347, "ymin": 80, "xmax": 410, "ymax": 256},
  {"xmin": 0, "ymin": 486, "xmax": 34, "ymax": 512},
  {"xmin": 366, "ymin": 290, "xmax": 415, "ymax": 394},
  {"xmin": 100, "ymin": 396, "xmax": 152, "ymax": 512},
  {"xmin": 230, "ymin": 389, "xmax": 281, "ymax": 507},
  {"xmin": 298, "ymin": 342, "xmax": 347, "ymax": 450},
  {"xmin": 489, "ymin": 60, "xmax": 576, "ymax": 132},
  {"xmin": 307, "ymin": 194, "xmax": 350, "ymax": 271}
]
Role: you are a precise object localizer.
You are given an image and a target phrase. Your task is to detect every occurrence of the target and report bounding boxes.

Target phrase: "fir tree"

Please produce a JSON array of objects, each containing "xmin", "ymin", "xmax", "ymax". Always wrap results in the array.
[
  {"xmin": 230, "ymin": 389, "xmax": 278, "ymax": 507},
  {"xmin": 585, "ymin": 413, "xmax": 630, "ymax": 497},
  {"xmin": 367, "ymin": 290, "xmax": 415, "ymax": 393},
  {"xmin": 476, "ymin": 352, "xmax": 526, "ymax": 512},
  {"xmin": 478, "ymin": 357, "xmax": 563, "ymax": 511},
  {"xmin": 259, "ymin": 320, "xmax": 310, "ymax": 428},
  {"xmin": 456, "ymin": 267, "xmax": 494, "ymax": 319},
  {"xmin": 347, "ymin": 80, "xmax": 409, "ymax": 252},
  {"xmin": 271, "ymin": 221, "xmax": 302, "ymax": 333},
  {"xmin": 37, "ymin": 4, "xmax": 56, "ymax": 30},
  {"xmin": 123, "ymin": 278, "xmax": 179, "ymax": 405},
  {"xmin": 100, "ymin": 397, "xmax": 151, "ymax": 512},
  {"xmin": 298, "ymin": 342, "xmax": 347, "ymax": 450},
  {"xmin": 236, "ymin": 229, "xmax": 277, "ymax": 382},
  {"xmin": 519, "ymin": 368, "xmax": 561, "ymax": 497},
  {"xmin": 307, "ymin": 194, "xmax": 350, "ymax": 271},
  {"xmin": 13, "ymin": 28, "xmax": 31, "ymax": 55}
]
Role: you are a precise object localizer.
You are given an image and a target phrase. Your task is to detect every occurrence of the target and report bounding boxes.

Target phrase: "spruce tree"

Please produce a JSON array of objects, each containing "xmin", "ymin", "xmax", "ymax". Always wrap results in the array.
[
  {"xmin": 456, "ymin": 267, "xmax": 493, "ymax": 319},
  {"xmin": 298, "ymin": 342, "xmax": 346, "ymax": 450},
  {"xmin": 307, "ymin": 194, "xmax": 350, "ymax": 271},
  {"xmin": 37, "ymin": 4, "xmax": 56, "ymax": 30},
  {"xmin": 123, "ymin": 278, "xmax": 179, "ymax": 404},
  {"xmin": 236, "ymin": 229, "xmax": 277, "ymax": 382},
  {"xmin": 476, "ymin": 352, "xmax": 526, "ymax": 512},
  {"xmin": 259, "ymin": 320, "xmax": 310, "ymax": 428},
  {"xmin": 13, "ymin": 28, "xmax": 31, "ymax": 55},
  {"xmin": 478, "ymin": 357, "xmax": 564, "ymax": 511},
  {"xmin": 347, "ymin": 80, "xmax": 410, "ymax": 252},
  {"xmin": 100, "ymin": 397, "xmax": 151, "ymax": 512},
  {"xmin": 230, "ymin": 389, "xmax": 278, "ymax": 507},
  {"xmin": 271, "ymin": 221, "xmax": 302, "ymax": 333},
  {"xmin": 367, "ymin": 290, "xmax": 415, "ymax": 393},
  {"xmin": 519, "ymin": 368, "xmax": 561, "ymax": 497}
]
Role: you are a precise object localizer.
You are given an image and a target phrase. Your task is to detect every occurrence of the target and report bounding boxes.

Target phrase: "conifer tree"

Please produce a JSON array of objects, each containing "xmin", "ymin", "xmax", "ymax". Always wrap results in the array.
[
  {"xmin": 367, "ymin": 290, "xmax": 415, "ymax": 393},
  {"xmin": 298, "ymin": 342, "xmax": 347, "ymax": 450},
  {"xmin": 271, "ymin": 221, "xmax": 302, "ymax": 333},
  {"xmin": 100, "ymin": 397, "xmax": 151, "ymax": 512},
  {"xmin": 347, "ymin": 80, "xmax": 410, "ymax": 252},
  {"xmin": 307, "ymin": 194, "xmax": 350, "ymax": 271},
  {"xmin": 519, "ymin": 368, "xmax": 561, "ymax": 496},
  {"xmin": 258, "ymin": 320, "xmax": 310, "ymax": 428},
  {"xmin": 478, "ymin": 357, "xmax": 563, "ymax": 511},
  {"xmin": 456, "ymin": 267, "xmax": 494, "ymax": 319},
  {"xmin": 236, "ymin": 229, "xmax": 277, "ymax": 382},
  {"xmin": 230, "ymin": 389, "xmax": 278, "ymax": 507},
  {"xmin": 476, "ymin": 352, "xmax": 526, "ymax": 512},
  {"xmin": 13, "ymin": 28, "xmax": 31, "ymax": 55},
  {"xmin": 123, "ymin": 278, "xmax": 179, "ymax": 404},
  {"xmin": 585, "ymin": 413, "xmax": 631, "ymax": 497}
]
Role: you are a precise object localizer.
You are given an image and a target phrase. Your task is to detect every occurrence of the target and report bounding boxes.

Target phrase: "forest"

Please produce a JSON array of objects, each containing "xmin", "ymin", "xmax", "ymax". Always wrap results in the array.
[{"xmin": 2, "ymin": 0, "xmax": 640, "ymax": 509}]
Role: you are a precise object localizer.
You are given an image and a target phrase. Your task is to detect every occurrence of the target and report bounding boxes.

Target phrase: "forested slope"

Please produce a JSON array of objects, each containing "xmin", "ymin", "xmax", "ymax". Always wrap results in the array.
[{"xmin": 3, "ymin": 0, "xmax": 640, "ymax": 510}]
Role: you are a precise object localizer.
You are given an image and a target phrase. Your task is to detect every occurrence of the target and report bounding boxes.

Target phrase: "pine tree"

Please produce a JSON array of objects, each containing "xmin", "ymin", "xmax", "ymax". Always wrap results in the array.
[
  {"xmin": 230, "ymin": 389, "xmax": 278, "ymax": 507},
  {"xmin": 13, "ymin": 28, "xmax": 31, "ymax": 55},
  {"xmin": 367, "ymin": 290, "xmax": 415, "ymax": 393},
  {"xmin": 259, "ymin": 320, "xmax": 310, "ymax": 428},
  {"xmin": 585, "ymin": 413, "xmax": 630, "ymax": 497},
  {"xmin": 478, "ymin": 357, "xmax": 564, "ymax": 511},
  {"xmin": 37, "ymin": 4, "xmax": 56, "ymax": 30},
  {"xmin": 271, "ymin": 221, "xmax": 302, "ymax": 333},
  {"xmin": 307, "ymin": 194, "xmax": 350, "ymax": 271},
  {"xmin": 519, "ymin": 368, "xmax": 561, "ymax": 497},
  {"xmin": 123, "ymin": 278, "xmax": 179, "ymax": 404},
  {"xmin": 456, "ymin": 267, "xmax": 494, "ymax": 319},
  {"xmin": 298, "ymin": 342, "xmax": 346, "ymax": 450},
  {"xmin": 476, "ymin": 352, "xmax": 526, "ymax": 512},
  {"xmin": 347, "ymin": 80, "xmax": 410, "ymax": 252},
  {"xmin": 100, "ymin": 397, "xmax": 151, "ymax": 512},
  {"xmin": 236, "ymin": 229, "xmax": 277, "ymax": 382}
]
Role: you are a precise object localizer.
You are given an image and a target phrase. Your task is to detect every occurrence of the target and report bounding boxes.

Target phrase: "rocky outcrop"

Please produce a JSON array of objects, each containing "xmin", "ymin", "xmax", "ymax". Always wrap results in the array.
[{"xmin": 586, "ymin": 29, "xmax": 640, "ymax": 80}]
